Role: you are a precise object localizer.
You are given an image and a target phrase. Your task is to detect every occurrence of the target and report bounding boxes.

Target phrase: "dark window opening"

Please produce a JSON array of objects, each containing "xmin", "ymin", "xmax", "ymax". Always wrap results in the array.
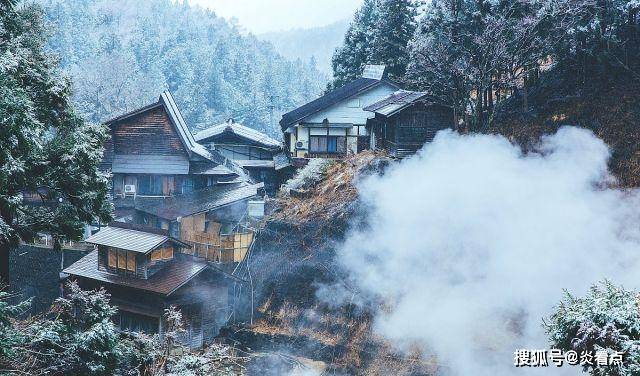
[{"xmin": 116, "ymin": 311, "xmax": 158, "ymax": 334}]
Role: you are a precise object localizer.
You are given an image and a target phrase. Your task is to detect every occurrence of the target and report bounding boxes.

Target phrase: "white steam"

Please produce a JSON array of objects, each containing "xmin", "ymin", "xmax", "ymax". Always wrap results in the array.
[{"xmin": 334, "ymin": 127, "xmax": 640, "ymax": 375}]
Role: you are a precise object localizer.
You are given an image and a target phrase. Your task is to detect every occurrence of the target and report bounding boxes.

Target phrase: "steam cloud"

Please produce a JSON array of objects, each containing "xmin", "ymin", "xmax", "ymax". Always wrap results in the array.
[{"xmin": 333, "ymin": 127, "xmax": 640, "ymax": 375}]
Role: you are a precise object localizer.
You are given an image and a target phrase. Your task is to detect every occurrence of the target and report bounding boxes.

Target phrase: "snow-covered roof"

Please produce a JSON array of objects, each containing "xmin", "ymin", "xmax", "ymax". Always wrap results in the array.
[
  {"xmin": 364, "ymin": 90, "xmax": 439, "ymax": 117},
  {"xmin": 194, "ymin": 121, "xmax": 281, "ymax": 148}
]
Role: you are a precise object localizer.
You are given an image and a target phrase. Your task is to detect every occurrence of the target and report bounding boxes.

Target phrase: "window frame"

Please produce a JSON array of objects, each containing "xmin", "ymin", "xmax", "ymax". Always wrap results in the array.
[{"xmin": 309, "ymin": 135, "xmax": 347, "ymax": 154}]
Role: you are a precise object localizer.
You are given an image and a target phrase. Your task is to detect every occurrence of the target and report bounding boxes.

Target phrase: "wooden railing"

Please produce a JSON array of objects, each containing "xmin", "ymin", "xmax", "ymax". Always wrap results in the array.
[
  {"xmin": 182, "ymin": 230, "xmax": 254, "ymax": 264},
  {"xmin": 29, "ymin": 233, "xmax": 95, "ymax": 251}
]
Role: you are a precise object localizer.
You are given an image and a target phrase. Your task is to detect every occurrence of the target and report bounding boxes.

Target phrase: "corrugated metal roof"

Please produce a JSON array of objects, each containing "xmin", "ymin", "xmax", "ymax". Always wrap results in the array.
[
  {"xmin": 363, "ymin": 90, "xmax": 433, "ymax": 117},
  {"xmin": 236, "ymin": 160, "xmax": 275, "ymax": 168},
  {"xmin": 112, "ymin": 155, "xmax": 190, "ymax": 174},
  {"xmin": 84, "ymin": 226, "xmax": 169, "ymax": 253},
  {"xmin": 279, "ymin": 77, "xmax": 400, "ymax": 131},
  {"xmin": 135, "ymin": 182, "xmax": 263, "ymax": 220},
  {"xmin": 194, "ymin": 121, "xmax": 281, "ymax": 148},
  {"xmin": 63, "ymin": 251, "xmax": 208, "ymax": 296}
]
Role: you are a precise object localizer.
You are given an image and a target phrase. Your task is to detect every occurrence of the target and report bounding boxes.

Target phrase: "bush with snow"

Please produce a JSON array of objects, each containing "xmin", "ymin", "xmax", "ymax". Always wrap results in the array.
[
  {"xmin": 545, "ymin": 280, "xmax": 640, "ymax": 376},
  {"xmin": 280, "ymin": 159, "xmax": 333, "ymax": 194}
]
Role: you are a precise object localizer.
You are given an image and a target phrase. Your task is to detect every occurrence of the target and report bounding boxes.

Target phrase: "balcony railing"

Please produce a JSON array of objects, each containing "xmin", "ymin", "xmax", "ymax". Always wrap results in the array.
[{"xmin": 182, "ymin": 230, "xmax": 254, "ymax": 264}]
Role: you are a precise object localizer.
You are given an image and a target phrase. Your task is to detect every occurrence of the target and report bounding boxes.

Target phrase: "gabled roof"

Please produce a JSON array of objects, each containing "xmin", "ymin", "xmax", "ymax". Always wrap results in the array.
[
  {"xmin": 135, "ymin": 182, "xmax": 264, "ymax": 220},
  {"xmin": 104, "ymin": 91, "xmax": 248, "ymax": 179},
  {"xmin": 363, "ymin": 90, "xmax": 440, "ymax": 117},
  {"xmin": 83, "ymin": 225, "xmax": 189, "ymax": 254},
  {"xmin": 105, "ymin": 91, "xmax": 200, "ymax": 159},
  {"xmin": 194, "ymin": 121, "xmax": 281, "ymax": 148},
  {"xmin": 279, "ymin": 77, "xmax": 400, "ymax": 131},
  {"xmin": 63, "ymin": 251, "xmax": 208, "ymax": 296}
]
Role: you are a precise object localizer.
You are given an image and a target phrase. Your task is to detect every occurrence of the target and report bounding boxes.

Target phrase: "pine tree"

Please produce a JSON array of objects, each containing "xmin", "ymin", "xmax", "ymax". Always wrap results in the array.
[{"xmin": 0, "ymin": 1, "xmax": 112, "ymax": 282}]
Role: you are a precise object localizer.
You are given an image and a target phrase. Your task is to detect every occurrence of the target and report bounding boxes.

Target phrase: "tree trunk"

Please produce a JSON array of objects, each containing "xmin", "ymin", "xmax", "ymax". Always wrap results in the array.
[
  {"xmin": 0, "ymin": 242, "xmax": 11, "ymax": 284},
  {"xmin": 522, "ymin": 72, "xmax": 528, "ymax": 112}
]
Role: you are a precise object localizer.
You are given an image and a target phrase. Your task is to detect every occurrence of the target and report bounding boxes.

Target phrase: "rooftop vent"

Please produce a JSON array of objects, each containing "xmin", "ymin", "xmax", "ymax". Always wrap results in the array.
[{"xmin": 362, "ymin": 64, "xmax": 386, "ymax": 80}]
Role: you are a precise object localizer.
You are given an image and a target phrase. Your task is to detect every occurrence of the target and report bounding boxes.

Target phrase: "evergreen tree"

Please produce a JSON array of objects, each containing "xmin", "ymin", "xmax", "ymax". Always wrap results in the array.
[
  {"xmin": 40, "ymin": 0, "xmax": 325, "ymax": 137},
  {"xmin": 545, "ymin": 280, "xmax": 640, "ymax": 375},
  {"xmin": 369, "ymin": 0, "xmax": 417, "ymax": 81},
  {"xmin": 329, "ymin": 0, "xmax": 380, "ymax": 89},
  {"xmin": 330, "ymin": 0, "xmax": 417, "ymax": 89},
  {"xmin": 0, "ymin": 0, "xmax": 112, "ymax": 282}
]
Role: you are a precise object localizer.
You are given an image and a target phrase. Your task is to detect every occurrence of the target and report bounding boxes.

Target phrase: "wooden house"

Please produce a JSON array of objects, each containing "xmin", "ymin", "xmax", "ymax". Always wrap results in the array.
[
  {"xmin": 279, "ymin": 65, "xmax": 399, "ymax": 159},
  {"xmin": 101, "ymin": 90, "xmax": 264, "ymax": 268},
  {"xmin": 63, "ymin": 222, "xmax": 236, "ymax": 348},
  {"xmin": 364, "ymin": 90, "xmax": 455, "ymax": 158},
  {"xmin": 101, "ymin": 91, "xmax": 248, "ymax": 219},
  {"xmin": 194, "ymin": 120, "xmax": 292, "ymax": 196}
]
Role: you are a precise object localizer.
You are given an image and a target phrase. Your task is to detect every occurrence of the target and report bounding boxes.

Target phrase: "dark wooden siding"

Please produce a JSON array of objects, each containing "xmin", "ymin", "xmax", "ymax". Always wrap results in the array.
[
  {"xmin": 100, "ymin": 134, "xmax": 114, "ymax": 171},
  {"xmin": 394, "ymin": 103, "xmax": 453, "ymax": 145},
  {"xmin": 111, "ymin": 106, "xmax": 188, "ymax": 156},
  {"xmin": 372, "ymin": 102, "xmax": 454, "ymax": 158}
]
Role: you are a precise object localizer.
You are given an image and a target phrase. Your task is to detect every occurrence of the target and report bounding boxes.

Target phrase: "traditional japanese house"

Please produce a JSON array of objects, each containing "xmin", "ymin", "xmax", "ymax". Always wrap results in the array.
[
  {"xmin": 279, "ymin": 65, "xmax": 399, "ymax": 159},
  {"xmin": 101, "ymin": 91, "xmax": 248, "ymax": 219},
  {"xmin": 101, "ymin": 91, "xmax": 263, "ymax": 270},
  {"xmin": 194, "ymin": 120, "xmax": 291, "ymax": 196},
  {"xmin": 364, "ymin": 90, "xmax": 455, "ymax": 158},
  {"xmin": 63, "ymin": 222, "xmax": 236, "ymax": 348}
]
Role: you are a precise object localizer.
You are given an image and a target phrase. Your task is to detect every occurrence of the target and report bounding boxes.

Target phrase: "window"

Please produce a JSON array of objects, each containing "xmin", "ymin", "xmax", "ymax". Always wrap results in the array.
[
  {"xmin": 150, "ymin": 246, "xmax": 173, "ymax": 262},
  {"xmin": 138, "ymin": 175, "xmax": 163, "ymax": 195},
  {"xmin": 113, "ymin": 175, "xmax": 123, "ymax": 194},
  {"xmin": 108, "ymin": 249, "xmax": 117, "ymax": 268},
  {"xmin": 127, "ymin": 252, "xmax": 136, "ymax": 271},
  {"xmin": 182, "ymin": 177, "xmax": 194, "ymax": 193},
  {"xmin": 118, "ymin": 311, "xmax": 158, "ymax": 334},
  {"xmin": 108, "ymin": 248, "xmax": 136, "ymax": 273},
  {"xmin": 118, "ymin": 250, "xmax": 126, "ymax": 270},
  {"xmin": 309, "ymin": 136, "xmax": 346, "ymax": 153}
]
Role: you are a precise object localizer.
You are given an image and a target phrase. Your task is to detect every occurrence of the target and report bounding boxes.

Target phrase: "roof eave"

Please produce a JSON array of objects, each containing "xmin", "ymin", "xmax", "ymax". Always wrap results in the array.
[
  {"xmin": 103, "ymin": 102, "xmax": 163, "ymax": 125},
  {"xmin": 279, "ymin": 79, "xmax": 398, "ymax": 130}
]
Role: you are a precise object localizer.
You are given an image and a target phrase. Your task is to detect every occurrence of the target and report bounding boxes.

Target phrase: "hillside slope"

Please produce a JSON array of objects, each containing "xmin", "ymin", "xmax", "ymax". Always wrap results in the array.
[
  {"xmin": 225, "ymin": 152, "xmax": 437, "ymax": 375},
  {"xmin": 488, "ymin": 72, "xmax": 640, "ymax": 187}
]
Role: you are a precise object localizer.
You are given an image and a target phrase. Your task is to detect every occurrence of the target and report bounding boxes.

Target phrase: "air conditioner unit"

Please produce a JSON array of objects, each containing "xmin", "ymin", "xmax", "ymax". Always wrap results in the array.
[
  {"xmin": 124, "ymin": 184, "xmax": 136, "ymax": 196},
  {"xmin": 295, "ymin": 141, "xmax": 304, "ymax": 149},
  {"xmin": 248, "ymin": 200, "xmax": 265, "ymax": 218}
]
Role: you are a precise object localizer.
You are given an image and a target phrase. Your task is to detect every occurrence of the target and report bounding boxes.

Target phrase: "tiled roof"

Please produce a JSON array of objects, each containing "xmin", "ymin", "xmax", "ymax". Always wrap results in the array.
[
  {"xmin": 63, "ymin": 251, "xmax": 207, "ymax": 296},
  {"xmin": 279, "ymin": 78, "xmax": 399, "ymax": 131},
  {"xmin": 194, "ymin": 122, "xmax": 281, "ymax": 148},
  {"xmin": 134, "ymin": 182, "xmax": 263, "ymax": 220}
]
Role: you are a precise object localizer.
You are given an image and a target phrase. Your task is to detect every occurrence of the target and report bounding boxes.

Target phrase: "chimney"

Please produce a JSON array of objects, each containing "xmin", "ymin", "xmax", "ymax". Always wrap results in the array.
[{"xmin": 362, "ymin": 64, "xmax": 386, "ymax": 80}]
